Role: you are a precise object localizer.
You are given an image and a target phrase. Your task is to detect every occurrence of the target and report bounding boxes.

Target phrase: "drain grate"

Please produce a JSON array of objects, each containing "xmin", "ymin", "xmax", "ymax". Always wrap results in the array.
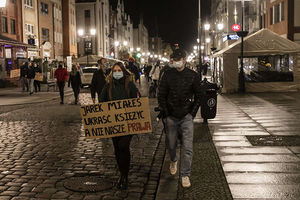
[
  {"xmin": 246, "ymin": 135, "xmax": 300, "ymax": 146},
  {"xmin": 63, "ymin": 176, "xmax": 112, "ymax": 192}
]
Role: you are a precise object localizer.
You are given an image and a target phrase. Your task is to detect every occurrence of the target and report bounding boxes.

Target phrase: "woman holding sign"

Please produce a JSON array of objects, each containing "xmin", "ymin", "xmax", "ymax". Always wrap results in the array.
[{"xmin": 100, "ymin": 62, "xmax": 139, "ymax": 190}]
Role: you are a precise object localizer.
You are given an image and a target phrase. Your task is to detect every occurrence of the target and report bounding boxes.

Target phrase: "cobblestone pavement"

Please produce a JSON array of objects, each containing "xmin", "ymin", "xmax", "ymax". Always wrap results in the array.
[{"xmin": 0, "ymin": 81, "xmax": 166, "ymax": 199}]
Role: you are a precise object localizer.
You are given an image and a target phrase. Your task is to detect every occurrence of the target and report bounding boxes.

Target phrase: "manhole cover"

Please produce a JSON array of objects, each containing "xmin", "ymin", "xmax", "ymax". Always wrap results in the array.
[
  {"xmin": 246, "ymin": 135, "xmax": 300, "ymax": 146},
  {"xmin": 63, "ymin": 176, "xmax": 113, "ymax": 192}
]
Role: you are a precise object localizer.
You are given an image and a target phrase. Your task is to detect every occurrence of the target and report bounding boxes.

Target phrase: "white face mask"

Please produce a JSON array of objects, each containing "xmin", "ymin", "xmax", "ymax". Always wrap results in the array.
[
  {"xmin": 113, "ymin": 71, "xmax": 124, "ymax": 80},
  {"xmin": 171, "ymin": 61, "xmax": 183, "ymax": 68}
]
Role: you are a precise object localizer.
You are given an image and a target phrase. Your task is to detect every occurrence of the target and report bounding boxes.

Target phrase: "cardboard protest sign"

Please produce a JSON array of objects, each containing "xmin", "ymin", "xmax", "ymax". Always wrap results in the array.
[
  {"xmin": 80, "ymin": 97, "xmax": 152, "ymax": 139},
  {"xmin": 10, "ymin": 69, "xmax": 20, "ymax": 78},
  {"xmin": 34, "ymin": 73, "xmax": 43, "ymax": 81}
]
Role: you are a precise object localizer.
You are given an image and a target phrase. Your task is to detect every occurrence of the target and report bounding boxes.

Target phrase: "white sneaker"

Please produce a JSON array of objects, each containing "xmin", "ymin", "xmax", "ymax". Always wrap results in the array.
[
  {"xmin": 181, "ymin": 176, "xmax": 191, "ymax": 188},
  {"xmin": 169, "ymin": 160, "xmax": 177, "ymax": 175}
]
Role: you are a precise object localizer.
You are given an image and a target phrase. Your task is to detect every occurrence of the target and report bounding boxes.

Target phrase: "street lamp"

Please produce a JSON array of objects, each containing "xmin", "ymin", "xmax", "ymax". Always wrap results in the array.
[
  {"xmin": 217, "ymin": 23, "xmax": 224, "ymax": 31},
  {"xmin": 204, "ymin": 23, "xmax": 210, "ymax": 31},
  {"xmin": 114, "ymin": 41, "xmax": 120, "ymax": 47},
  {"xmin": 78, "ymin": 29, "xmax": 84, "ymax": 36},
  {"xmin": 201, "ymin": 45, "xmax": 204, "ymax": 50},
  {"xmin": 205, "ymin": 38, "xmax": 211, "ymax": 43},
  {"xmin": 123, "ymin": 41, "xmax": 128, "ymax": 46},
  {"xmin": 130, "ymin": 47, "xmax": 134, "ymax": 52},
  {"xmin": 90, "ymin": 29, "xmax": 96, "ymax": 35},
  {"xmin": 137, "ymin": 47, "xmax": 141, "ymax": 52}
]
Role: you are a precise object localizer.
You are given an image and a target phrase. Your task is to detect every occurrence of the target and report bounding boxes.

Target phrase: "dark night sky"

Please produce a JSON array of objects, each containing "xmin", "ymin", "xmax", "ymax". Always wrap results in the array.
[{"xmin": 110, "ymin": 0, "xmax": 211, "ymax": 52}]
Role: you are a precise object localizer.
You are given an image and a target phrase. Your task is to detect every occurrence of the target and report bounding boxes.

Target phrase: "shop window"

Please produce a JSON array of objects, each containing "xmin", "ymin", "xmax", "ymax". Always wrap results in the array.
[
  {"xmin": 274, "ymin": 4, "xmax": 280, "ymax": 24},
  {"xmin": 40, "ymin": 2, "xmax": 48, "ymax": 15},
  {"xmin": 280, "ymin": 2, "xmax": 284, "ymax": 21},
  {"xmin": 241, "ymin": 55, "xmax": 293, "ymax": 82},
  {"xmin": 42, "ymin": 28, "xmax": 49, "ymax": 41},
  {"xmin": 25, "ymin": 0, "xmax": 33, "ymax": 8},
  {"xmin": 270, "ymin": 7, "xmax": 273, "ymax": 25},
  {"xmin": 25, "ymin": 24, "xmax": 34, "ymax": 35},
  {"xmin": 1, "ymin": 17, "xmax": 7, "ymax": 33},
  {"xmin": 10, "ymin": 19, "xmax": 15, "ymax": 34}
]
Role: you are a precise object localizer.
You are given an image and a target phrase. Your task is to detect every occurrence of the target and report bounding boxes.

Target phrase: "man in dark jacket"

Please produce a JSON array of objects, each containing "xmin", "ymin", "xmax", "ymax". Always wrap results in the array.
[
  {"xmin": 20, "ymin": 62, "xmax": 29, "ymax": 92},
  {"xmin": 27, "ymin": 62, "xmax": 36, "ymax": 95},
  {"xmin": 33, "ymin": 62, "xmax": 42, "ymax": 92},
  {"xmin": 158, "ymin": 48, "xmax": 201, "ymax": 188},
  {"xmin": 126, "ymin": 57, "xmax": 140, "ymax": 85},
  {"xmin": 90, "ymin": 58, "xmax": 107, "ymax": 103}
]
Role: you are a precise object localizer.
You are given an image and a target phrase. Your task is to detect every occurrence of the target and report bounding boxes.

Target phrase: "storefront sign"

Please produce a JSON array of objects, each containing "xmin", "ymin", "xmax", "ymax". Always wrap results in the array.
[
  {"xmin": 232, "ymin": 24, "xmax": 241, "ymax": 32},
  {"xmin": 80, "ymin": 97, "xmax": 152, "ymax": 139},
  {"xmin": 28, "ymin": 50, "xmax": 38, "ymax": 58},
  {"xmin": 223, "ymin": 35, "xmax": 240, "ymax": 42},
  {"xmin": 5, "ymin": 49, "xmax": 11, "ymax": 58},
  {"xmin": 16, "ymin": 49, "xmax": 26, "ymax": 58}
]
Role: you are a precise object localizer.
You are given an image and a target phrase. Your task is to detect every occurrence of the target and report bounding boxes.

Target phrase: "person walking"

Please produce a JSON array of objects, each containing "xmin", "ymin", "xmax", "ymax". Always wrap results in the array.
[
  {"xmin": 20, "ymin": 62, "xmax": 29, "ymax": 92},
  {"xmin": 90, "ymin": 58, "xmax": 108, "ymax": 104},
  {"xmin": 99, "ymin": 62, "xmax": 139, "ymax": 190},
  {"xmin": 27, "ymin": 62, "xmax": 35, "ymax": 95},
  {"xmin": 33, "ymin": 62, "xmax": 41, "ymax": 93},
  {"xmin": 158, "ymin": 48, "xmax": 202, "ymax": 188},
  {"xmin": 149, "ymin": 60, "xmax": 161, "ymax": 96},
  {"xmin": 68, "ymin": 64, "xmax": 82, "ymax": 105},
  {"xmin": 126, "ymin": 57, "xmax": 140, "ymax": 85},
  {"xmin": 54, "ymin": 63, "xmax": 68, "ymax": 104}
]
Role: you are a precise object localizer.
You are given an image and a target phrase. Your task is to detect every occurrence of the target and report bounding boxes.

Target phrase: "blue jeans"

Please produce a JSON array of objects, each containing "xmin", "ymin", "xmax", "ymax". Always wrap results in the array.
[{"xmin": 165, "ymin": 114, "xmax": 194, "ymax": 177}]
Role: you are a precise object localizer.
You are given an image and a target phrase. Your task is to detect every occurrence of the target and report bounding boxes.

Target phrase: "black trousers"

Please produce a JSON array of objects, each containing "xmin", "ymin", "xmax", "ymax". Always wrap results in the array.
[
  {"xmin": 57, "ymin": 81, "xmax": 65, "ymax": 102},
  {"xmin": 72, "ymin": 87, "xmax": 80, "ymax": 103},
  {"xmin": 34, "ymin": 80, "xmax": 41, "ymax": 92},
  {"xmin": 112, "ymin": 135, "xmax": 133, "ymax": 175}
]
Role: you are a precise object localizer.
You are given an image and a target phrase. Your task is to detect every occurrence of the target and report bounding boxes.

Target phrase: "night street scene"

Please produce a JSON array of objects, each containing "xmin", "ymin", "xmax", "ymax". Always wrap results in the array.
[{"xmin": 0, "ymin": 0, "xmax": 300, "ymax": 199}]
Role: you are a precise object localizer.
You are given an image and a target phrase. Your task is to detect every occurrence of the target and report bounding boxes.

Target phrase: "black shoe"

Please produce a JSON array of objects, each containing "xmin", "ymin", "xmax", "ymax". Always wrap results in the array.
[
  {"xmin": 116, "ymin": 174, "xmax": 128, "ymax": 190},
  {"xmin": 60, "ymin": 102, "xmax": 64, "ymax": 104},
  {"xmin": 29, "ymin": 92, "xmax": 33, "ymax": 95}
]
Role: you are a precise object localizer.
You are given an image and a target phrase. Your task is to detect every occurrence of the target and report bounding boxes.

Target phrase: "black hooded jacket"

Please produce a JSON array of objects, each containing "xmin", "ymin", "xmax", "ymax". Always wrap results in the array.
[
  {"xmin": 90, "ymin": 68, "xmax": 107, "ymax": 99},
  {"xmin": 158, "ymin": 67, "xmax": 202, "ymax": 119}
]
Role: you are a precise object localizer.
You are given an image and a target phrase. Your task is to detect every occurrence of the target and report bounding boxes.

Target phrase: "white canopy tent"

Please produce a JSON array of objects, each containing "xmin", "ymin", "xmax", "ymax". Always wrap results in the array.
[{"xmin": 212, "ymin": 29, "xmax": 300, "ymax": 93}]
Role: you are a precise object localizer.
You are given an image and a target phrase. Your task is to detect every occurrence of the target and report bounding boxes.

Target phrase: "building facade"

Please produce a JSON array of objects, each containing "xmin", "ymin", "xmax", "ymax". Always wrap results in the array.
[
  {"xmin": 0, "ymin": 0, "xmax": 27, "ymax": 72},
  {"xmin": 22, "ymin": 0, "xmax": 40, "ymax": 60},
  {"xmin": 149, "ymin": 36, "xmax": 163, "ymax": 56},
  {"xmin": 260, "ymin": 0, "xmax": 300, "ymax": 44},
  {"xmin": 133, "ymin": 17, "xmax": 149, "ymax": 53},
  {"xmin": 38, "ymin": 0, "xmax": 54, "ymax": 59},
  {"xmin": 76, "ymin": 0, "xmax": 110, "ymax": 58},
  {"xmin": 62, "ymin": 0, "xmax": 77, "ymax": 58}
]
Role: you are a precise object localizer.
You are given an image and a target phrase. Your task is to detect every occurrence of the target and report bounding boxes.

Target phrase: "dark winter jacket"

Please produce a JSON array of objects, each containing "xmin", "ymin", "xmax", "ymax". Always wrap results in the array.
[
  {"xmin": 126, "ymin": 62, "xmax": 140, "ymax": 81},
  {"xmin": 90, "ymin": 69, "xmax": 106, "ymax": 99},
  {"xmin": 99, "ymin": 76, "xmax": 139, "ymax": 102},
  {"xmin": 68, "ymin": 71, "xmax": 82, "ymax": 89},
  {"xmin": 27, "ymin": 67, "xmax": 35, "ymax": 79},
  {"xmin": 33, "ymin": 66, "xmax": 41, "ymax": 73},
  {"xmin": 20, "ymin": 64, "xmax": 28, "ymax": 78},
  {"xmin": 158, "ymin": 67, "xmax": 202, "ymax": 119}
]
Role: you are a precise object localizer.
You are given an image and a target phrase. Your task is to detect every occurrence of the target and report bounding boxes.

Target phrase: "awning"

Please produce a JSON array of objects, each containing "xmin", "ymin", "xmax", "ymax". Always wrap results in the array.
[{"xmin": 213, "ymin": 29, "xmax": 300, "ymax": 56}]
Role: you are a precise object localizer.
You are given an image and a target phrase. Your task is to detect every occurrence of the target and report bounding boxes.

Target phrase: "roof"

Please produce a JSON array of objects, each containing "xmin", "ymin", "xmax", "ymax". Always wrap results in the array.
[
  {"xmin": 214, "ymin": 29, "xmax": 300, "ymax": 56},
  {"xmin": 0, "ymin": 35, "xmax": 36, "ymax": 48}
]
